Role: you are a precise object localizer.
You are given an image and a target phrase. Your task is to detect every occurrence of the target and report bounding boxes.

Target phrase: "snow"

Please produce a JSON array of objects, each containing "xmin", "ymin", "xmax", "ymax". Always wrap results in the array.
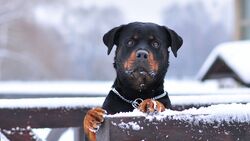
[
  {"xmin": 0, "ymin": 80, "xmax": 218, "ymax": 96},
  {"xmin": 0, "ymin": 132, "xmax": 9, "ymax": 141},
  {"xmin": 58, "ymin": 128, "xmax": 74, "ymax": 141},
  {"xmin": 0, "ymin": 97, "xmax": 104, "ymax": 109},
  {"xmin": 0, "ymin": 81, "xmax": 111, "ymax": 95},
  {"xmin": 31, "ymin": 128, "xmax": 50, "ymax": 141},
  {"xmin": 32, "ymin": 128, "xmax": 75, "ymax": 141},
  {"xmin": 113, "ymin": 121, "xmax": 143, "ymax": 131},
  {"xmin": 197, "ymin": 41, "xmax": 250, "ymax": 84},
  {"xmin": 108, "ymin": 103, "xmax": 250, "ymax": 124},
  {"xmin": 0, "ymin": 81, "xmax": 250, "ymax": 108},
  {"xmin": 170, "ymin": 91, "xmax": 250, "ymax": 105}
]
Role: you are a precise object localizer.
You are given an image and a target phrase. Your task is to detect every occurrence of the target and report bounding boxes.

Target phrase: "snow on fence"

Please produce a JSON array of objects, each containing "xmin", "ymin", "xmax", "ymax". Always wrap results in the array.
[
  {"xmin": 0, "ymin": 98, "xmax": 104, "ymax": 141},
  {"xmin": 1, "ymin": 98, "xmax": 250, "ymax": 141},
  {"xmin": 1, "ymin": 81, "xmax": 250, "ymax": 140},
  {"xmin": 97, "ymin": 104, "xmax": 250, "ymax": 141}
]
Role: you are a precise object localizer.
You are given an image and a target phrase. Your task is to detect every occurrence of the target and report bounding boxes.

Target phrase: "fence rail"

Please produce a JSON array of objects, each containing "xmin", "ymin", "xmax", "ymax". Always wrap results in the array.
[
  {"xmin": 0, "ymin": 97, "xmax": 103, "ymax": 141},
  {"xmin": 0, "ymin": 106, "xmax": 90, "ymax": 141},
  {"xmin": 0, "ymin": 97, "xmax": 250, "ymax": 141},
  {"xmin": 0, "ymin": 99, "xmax": 208, "ymax": 141},
  {"xmin": 97, "ymin": 116, "xmax": 250, "ymax": 141}
]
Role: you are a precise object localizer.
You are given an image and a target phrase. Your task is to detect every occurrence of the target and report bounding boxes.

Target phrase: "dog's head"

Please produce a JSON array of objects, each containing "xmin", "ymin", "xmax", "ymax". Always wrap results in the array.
[{"xmin": 103, "ymin": 22, "xmax": 183, "ymax": 91}]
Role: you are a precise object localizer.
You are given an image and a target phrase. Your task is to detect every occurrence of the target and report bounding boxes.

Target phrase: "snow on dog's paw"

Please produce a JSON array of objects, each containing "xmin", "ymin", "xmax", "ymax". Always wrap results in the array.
[{"xmin": 138, "ymin": 99, "xmax": 165, "ymax": 114}]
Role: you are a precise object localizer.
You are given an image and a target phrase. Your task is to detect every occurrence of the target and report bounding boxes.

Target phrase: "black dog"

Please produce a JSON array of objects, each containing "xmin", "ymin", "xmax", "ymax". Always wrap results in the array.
[{"xmin": 83, "ymin": 22, "xmax": 183, "ymax": 141}]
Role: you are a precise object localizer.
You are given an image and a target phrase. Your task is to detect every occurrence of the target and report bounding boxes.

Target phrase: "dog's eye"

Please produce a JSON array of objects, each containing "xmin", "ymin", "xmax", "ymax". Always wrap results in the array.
[
  {"xmin": 127, "ymin": 39, "xmax": 135, "ymax": 47},
  {"xmin": 151, "ymin": 41, "xmax": 160, "ymax": 48}
]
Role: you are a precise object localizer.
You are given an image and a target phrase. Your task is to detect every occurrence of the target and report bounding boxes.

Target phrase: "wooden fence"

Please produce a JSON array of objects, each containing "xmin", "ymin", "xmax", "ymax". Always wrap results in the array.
[
  {"xmin": 97, "ymin": 115, "xmax": 250, "ymax": 141},
  {"xmin": 97, "ymin": 104, "xmax": 250, "ymax": 141},
  {"xmin": 0, "ymin": 97, "xmax": 106, "ymax": 141},
  {"xmin": 0, "ymin": 98, "xmax": 212, "ymax": 141},
  {"xmin": 0, "ymin": 106, "xmax": 90, "ymax": 141},
  {"xmin": 1, "ymin": 100, "xmax": 250, "ymax": 141}
]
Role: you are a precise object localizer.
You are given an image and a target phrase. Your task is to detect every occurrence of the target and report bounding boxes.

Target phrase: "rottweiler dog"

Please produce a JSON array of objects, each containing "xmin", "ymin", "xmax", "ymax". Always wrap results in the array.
[{"xmin": 83, "ymin": 22, "xmax": 183, "ymax": 141}]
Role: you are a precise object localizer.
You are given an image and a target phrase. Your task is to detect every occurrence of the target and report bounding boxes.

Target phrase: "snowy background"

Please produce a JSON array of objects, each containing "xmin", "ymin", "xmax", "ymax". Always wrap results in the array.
[{"xmin": 0, "ymin": 0, "xmax": 234, "ymax": 80}]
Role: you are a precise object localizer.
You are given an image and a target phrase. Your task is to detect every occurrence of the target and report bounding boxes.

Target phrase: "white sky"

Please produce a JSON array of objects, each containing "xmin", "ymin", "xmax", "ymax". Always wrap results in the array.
[
  {"xmin": 79, "ymin": 0, "xmax": 172, "ymax": 24},
  {"xmin": 35, "ymin": 0, "xmax": 233, "ymax": 32}
]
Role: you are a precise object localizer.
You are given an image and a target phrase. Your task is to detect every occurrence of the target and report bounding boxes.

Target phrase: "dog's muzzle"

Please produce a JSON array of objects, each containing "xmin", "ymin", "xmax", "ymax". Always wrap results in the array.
[
  {"xmin": 134, "ymin": 49, "xmax": 156, "ymax": 76},
  {"xmin": 136, "ymin": 49, "xmax": 149, "ymax": 61}
]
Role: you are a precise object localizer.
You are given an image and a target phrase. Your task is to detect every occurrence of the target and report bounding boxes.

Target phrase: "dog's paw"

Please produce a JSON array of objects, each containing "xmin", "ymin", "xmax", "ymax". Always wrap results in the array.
[
  {"xmin": 138, "ymin": 99, "xmax": 165, "ymax": 114},
  {"xmin": 83, "ymin": 107, "xmax": 107, "ymax": 141}
]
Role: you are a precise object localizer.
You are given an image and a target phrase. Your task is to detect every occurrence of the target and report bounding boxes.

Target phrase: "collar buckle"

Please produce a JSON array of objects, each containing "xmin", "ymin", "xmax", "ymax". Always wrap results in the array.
[{"xmin": 132, "ymin": 98, "xmax": 143, "ymax": 108}]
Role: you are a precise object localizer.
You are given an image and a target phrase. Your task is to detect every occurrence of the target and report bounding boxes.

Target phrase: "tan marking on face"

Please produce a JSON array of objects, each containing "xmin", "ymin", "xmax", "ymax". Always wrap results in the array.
[
  {"xmin": 148, "ymin": 52, "xmax": 159, "ymax": 72},
  {"xmin": 123, "ymin": 51, "xmax": 137, "ymax": 70}
]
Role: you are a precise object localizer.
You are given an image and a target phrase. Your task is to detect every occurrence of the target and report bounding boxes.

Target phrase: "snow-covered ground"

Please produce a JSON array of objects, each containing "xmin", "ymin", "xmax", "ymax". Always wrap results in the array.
[
  {"xmin": 1, "ymin": 93, "xmax": 250, "ymax": 109},
  {"xmin": 0, "ymin": 80, "xmax": 239, "ymax": 96},
  {"xmin": 0, "ymin": 97, "xmax": 104, "ymax": 109},
  {"xmin": 0, "ymin": 81, "xmax": 112, "ymax": 96},
  {"xmin": 0, "ymin": 80, "xmax": 250, "ymax": 107}
]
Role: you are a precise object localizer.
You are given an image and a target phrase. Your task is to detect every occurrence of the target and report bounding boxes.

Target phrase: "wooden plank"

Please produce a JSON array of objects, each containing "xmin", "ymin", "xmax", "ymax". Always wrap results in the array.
[
  {"xmin": 97, "ymin": 116, "xmax": 250, "ymax": 141},
  {"xmin": 0, "ymin": 104, "xmax": 207, "ymax": 130},
  {"xmin": 0, "ymin": 107, "xmax": 90, "ymax": 129}
]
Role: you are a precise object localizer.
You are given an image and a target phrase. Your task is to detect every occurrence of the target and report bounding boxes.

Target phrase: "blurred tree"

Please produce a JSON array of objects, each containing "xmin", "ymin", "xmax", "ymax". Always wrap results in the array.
[
  {"xmin": 0, "ymin": 0, "xmax": 71, "ymax": 80},
  {"xmin": 56, "ymin": 5, "xmax": 124, "ymax": 80},
  {"xmin": 0, "ymin": 0, "xmax": 124, "ymax": 80},
  {"xmin": 162, "ymin": 0, "xmax": 233, "ymax": 79}
]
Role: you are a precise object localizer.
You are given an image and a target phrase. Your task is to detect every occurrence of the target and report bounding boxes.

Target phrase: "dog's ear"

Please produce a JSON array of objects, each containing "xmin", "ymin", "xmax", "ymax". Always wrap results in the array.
[
  {"xmin": 162, "ymin": 26, "xmax": 183, "ymax": 57},
  {"xmin": 103, "ymin": 25, "xmax": 124, "ymax": 55}
]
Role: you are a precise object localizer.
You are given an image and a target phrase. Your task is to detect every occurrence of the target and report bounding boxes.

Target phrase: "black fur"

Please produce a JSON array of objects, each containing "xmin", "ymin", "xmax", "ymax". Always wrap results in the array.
[{"xmin": 102, "ymin": 22, "xmax": 183, "ymax": 114}]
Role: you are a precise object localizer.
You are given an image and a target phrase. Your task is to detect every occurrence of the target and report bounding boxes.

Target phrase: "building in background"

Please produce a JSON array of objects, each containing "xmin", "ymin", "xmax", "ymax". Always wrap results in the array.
[
  {"xmin": 197, "ymin": 41, "xmax": 250, "ymax": 87},
  {"xmin": 197, "ymin": 0, "xmax": 250, "ymax": 87}
]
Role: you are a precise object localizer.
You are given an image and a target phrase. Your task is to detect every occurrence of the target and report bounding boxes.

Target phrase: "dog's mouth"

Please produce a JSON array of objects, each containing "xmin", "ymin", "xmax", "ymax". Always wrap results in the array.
[
  {"xmin": 125, "ymin": 67, "xmax": 156, "ymax": 78},
  {"xmin": 124, "ymin": 65, "xmax": 157, "ymax": 90}
]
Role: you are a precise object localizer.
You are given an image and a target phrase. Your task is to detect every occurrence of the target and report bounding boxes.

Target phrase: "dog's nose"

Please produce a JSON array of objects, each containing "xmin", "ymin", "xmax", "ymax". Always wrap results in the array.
[{"xmin": 136, "ymin": 50, "xmax": 149, "ymax": 60}]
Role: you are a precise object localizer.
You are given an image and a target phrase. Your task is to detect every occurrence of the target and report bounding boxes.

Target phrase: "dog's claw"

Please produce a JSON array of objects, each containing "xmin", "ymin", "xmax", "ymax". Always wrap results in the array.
[{"xmin": 89, "ymin": 124, "xmax": 101, "ymax": 133}]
